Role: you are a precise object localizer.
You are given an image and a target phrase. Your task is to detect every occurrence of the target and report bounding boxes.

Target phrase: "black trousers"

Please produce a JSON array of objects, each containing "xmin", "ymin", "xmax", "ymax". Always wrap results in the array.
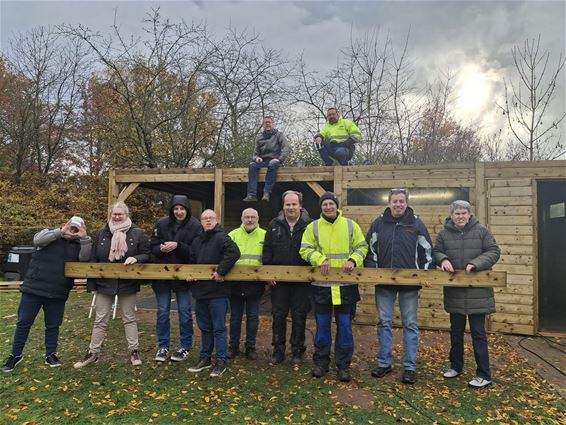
[{"xmin": 270, "ymin": 282, "xmax": 311, "ymax": 357}]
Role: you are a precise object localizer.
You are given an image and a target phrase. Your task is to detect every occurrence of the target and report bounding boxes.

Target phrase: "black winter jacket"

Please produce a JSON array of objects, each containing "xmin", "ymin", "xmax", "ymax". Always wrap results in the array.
[
  {"xmin": 364, "ymin": 207, "xmax": 433, "ymax": 291},
  {"xmin": 87, "ymin": 224, "xmax": 150, "ymax": 295},
  {"xmin": 189, "ymin": 224, "xmax": 240, "ymax": 300},
  {"xmin": 150, "ymin": 195, "xmax": 202, "ymax": 291},
  {"xmin": 21, "ymin": 229, "xmax": 90, "ymax": 300},
  {"xmin": 433, "ymin": 216, "xmax": 500, "ymax": 315},
  {"xmin": 262, "ymin": 209, "xmax": 312, "ymax": 267}
]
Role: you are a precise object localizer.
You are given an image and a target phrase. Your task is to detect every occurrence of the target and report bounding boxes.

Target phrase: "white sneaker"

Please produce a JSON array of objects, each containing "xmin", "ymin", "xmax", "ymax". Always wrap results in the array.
[
  {"xmin": 443, "ymin": 368, "xmax": 461, "ymax": 378},
  {"xmin": 468, "ymin": 377, "xmax": 491, "ymax": 388},
  {"xmin": 130, "ymin": 350, "xmax": 142, "ymax": 366}
]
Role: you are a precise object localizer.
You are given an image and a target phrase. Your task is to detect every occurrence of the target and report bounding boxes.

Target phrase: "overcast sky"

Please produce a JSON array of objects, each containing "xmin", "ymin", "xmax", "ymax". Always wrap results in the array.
[{"xmin": 1, "ymin": 0, "xmax": 565, "ymax": 138}]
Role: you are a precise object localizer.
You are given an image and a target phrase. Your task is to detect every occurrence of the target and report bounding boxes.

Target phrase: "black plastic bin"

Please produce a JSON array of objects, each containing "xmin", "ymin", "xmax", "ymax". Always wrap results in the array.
[{"xmin": 4, "ymin": 245, "xmax": 35, "ymax": 281}]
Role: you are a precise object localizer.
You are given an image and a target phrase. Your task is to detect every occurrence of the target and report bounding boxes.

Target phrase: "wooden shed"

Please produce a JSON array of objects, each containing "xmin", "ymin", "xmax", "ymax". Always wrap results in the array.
[{"xmin": 108, "ymin": 160, "xmax": 566, "ymax": 336}]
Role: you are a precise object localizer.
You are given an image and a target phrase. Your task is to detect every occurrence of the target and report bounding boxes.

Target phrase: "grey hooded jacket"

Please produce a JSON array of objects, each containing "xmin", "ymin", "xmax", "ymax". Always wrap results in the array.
[{"xmin": 433, "ymin": 216, "xmax": 500, "ymax": 315}]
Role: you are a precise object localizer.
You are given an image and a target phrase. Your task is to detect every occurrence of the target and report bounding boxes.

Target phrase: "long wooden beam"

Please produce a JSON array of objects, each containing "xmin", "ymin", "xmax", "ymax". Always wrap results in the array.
[{"xmin": 65, "ymin": 263, "xmax": 506, "ymax": 287}]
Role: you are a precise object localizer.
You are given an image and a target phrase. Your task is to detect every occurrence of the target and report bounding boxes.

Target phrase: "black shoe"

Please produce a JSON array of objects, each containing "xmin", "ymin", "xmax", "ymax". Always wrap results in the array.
[
  {"xmin": 312, "ymin": 365, "xmax": 329, "ymax": 378},
  {"xmin": 45, "ymin": 353, "xmax": 61, "ymax": 368},
  {"xmin": 245, "ymin": 348, "xmax": 258, "ymax": 360},
  {"xmin": 338, "ymin": 368, "xmax": 352, "ymax": 382},
  {"xmin": 290, "ymin": 356, "xmax": 302, "ymax": 367},
  {"xmin": 2, "ymin": 354, "xmax": 23, "ymax": 373},
  {"xmin": 155, "ymin": 348, "xmax": 169, "ymax": 362},
  {"xmin": 171, "ymin": 348, "xmax": 190, "ymax": 362},
  {"xmin": 243, "ymin": 194, "xmax": 258, "ymax": 202},
  {"xmin": 189, "ymin": 357, "xmax": 212, "ymax": 372},
  {"xmin": 269, "ymin": 352, "xmax": 285, "ymax": 365},
  {"xmin": 227, "ymin": 346, "xmax": 240, "ymax": 359},
  {"xmin": 402, "ymin": 369, "xmax": 416, "ymax": 384},
  {"xmin": 210, "ymin": 360, "xmax": 227, "ymax": 377},
  {"xmin": 371, "ymin": 365, "xmax": 392, "ymax": 378}
]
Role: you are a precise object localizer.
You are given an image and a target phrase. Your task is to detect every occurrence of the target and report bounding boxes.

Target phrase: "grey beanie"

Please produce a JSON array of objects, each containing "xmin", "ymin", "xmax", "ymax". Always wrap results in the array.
[{"xmin": 319, "ymin": 192, "xmax": 339, "ymax": 208}]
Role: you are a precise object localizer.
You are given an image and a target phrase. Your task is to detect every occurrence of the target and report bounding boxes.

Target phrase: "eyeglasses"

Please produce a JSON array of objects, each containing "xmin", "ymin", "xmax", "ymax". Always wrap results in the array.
[
  {"xmin": 112, "ymin": 213, "xmax": 126, "ymax": 217},
  {"xmin": 390, "ymin": 188, "xmax": 408, "ymax": 195}
]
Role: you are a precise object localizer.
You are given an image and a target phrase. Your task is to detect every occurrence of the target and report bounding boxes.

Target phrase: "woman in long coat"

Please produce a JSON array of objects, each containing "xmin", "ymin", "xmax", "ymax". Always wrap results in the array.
[{"xmin": 433, "ymin": 200, "xmax": 500, "ymax": 389}]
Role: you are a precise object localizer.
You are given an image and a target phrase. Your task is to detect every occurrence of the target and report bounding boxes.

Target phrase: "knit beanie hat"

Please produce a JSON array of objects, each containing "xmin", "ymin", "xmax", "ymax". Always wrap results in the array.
[{"xmin": 319, "ymin": 192, "xmax": 339, "ymax": 208}]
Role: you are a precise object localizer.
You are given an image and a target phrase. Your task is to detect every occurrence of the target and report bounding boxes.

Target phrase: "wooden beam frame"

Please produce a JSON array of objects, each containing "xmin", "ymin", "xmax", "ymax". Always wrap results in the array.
[
  {"xmin": 214, "ymin": 168, "xmax": 224, "ymax": 222},
  {"xmin": 118, "ymin": 183, "xmax": 140, "ymax": 203},
  {"xmin": 306, "ymin": 182, "xmax": 326, "ymax": 197},
  {"xmin": 65, "ymin": 263, "xmax": 506, "ymax": 287}
]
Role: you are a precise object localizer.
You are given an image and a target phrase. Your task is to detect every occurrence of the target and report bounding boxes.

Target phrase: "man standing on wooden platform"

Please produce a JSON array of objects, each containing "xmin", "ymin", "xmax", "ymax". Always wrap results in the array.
[
  {"xmin": 365, "ymin": 188, "xmax": 433, "ymax": 385},
  {"xmin": 263, "ymin": 191, "xmax": 312, "ymax": 366},
  {"xmin": 313, "ymin": 108, "xmax": 361, "ymax": 166},
  {"xmin": 243, "ymin": 116, "xmax": 290, "ymax": 202},
  {"xmin": 300, "ymin": 192, "xmax": 368, "ymax": 382},
  {"xmin": 227, "ymin": 208, "xmax": 266, "ymax": 360}
]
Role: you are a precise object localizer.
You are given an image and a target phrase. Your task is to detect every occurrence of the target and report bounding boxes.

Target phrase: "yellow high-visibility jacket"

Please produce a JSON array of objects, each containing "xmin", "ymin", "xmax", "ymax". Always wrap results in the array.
[
  {"xmin": 300, "ymin": 211, "xmax": 368, "ymax": 304},
  {"xmin": 228, "ymin": 224, "xmax": 266, "ymax": 266},
  {"xmin": 319, "ymin": 116, "xmax": 362, "ymax": 145}
]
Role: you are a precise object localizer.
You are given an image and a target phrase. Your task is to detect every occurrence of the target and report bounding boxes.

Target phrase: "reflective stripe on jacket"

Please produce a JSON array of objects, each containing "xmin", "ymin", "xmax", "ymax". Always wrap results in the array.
[
  {"xmin": 228, "ymin": 225, "xmax": 266, "ymax": 266},
  {"xmin": 319, "ymin": 116, "xmax": 362, "ymax": 144},
  {"xmin": 300, "ymin": 210, "xmax": 368, "ymax": 304}
]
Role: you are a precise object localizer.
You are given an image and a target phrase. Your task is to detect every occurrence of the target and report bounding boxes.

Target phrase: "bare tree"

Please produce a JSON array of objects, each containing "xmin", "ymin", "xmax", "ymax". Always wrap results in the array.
[
  {"xmin": 499, "ymin": 35, "xmax": 566, "ymax": 160},
  {"xmin": 201, "ymin": 26, "xmax": 291, "ymax": 167},
  {"xmin": 0, "ymin": 27, "xmax": 88, "ymax": 178},
  {"xmin": 63, "ymin": 9, "xmax": 213, "ymax": 169}
]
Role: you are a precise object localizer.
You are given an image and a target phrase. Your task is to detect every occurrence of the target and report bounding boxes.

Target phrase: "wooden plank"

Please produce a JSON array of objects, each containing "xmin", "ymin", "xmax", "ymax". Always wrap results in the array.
[
  {"xmin": 214, "ymin": 168, "xmax": 224, "ymax": 223},
  {"xmin": 494, "ymin": 234, "xmax": 533, "ymax": 245},
  {"xmin": 485, "ymin": 166, "xmax": 566, "ymax": 179},
  {"xmin": 306, "ymin": 182, "xmax": 326, "ymax": 197},
  {"xmin": 490, "ymin": 216, "xmax": 533, "ymax": 225},
  {"xmin": 505, "ymin": 274, "xmax": 534, "ymax": 285},
  {"xmin": 489, "ymin": 322, "xmax": 534, "ymax": 335},
  {"xmin": 344, "ymin": 178, "xmax": 474, "ymax": 189},
  {"xmin": 488, "ymin": 196, "xmax": 533, "ymax": 206},
  {"xmin": 493, "ymin": 264, "xmax": 533, "ymax": 275},
  {"xmin": 489, "ymin": 186, "xmax": 532, "ymax": 197},
  {"xmin": 489, "ymin": 225, "xmax": 533, "ymax": 236},
  {"xmin": 484, "ymin": 160, "xmax": 566, "ymax": 169},
  {"xmin": 490, "ymin": 206, "xmax": 533, "ymax": 216},
  {"xmin": 64, "ymin": 263, "xmax": 506, "ymax": 286},
  {"xmin": 491, "ymin": 313, "xmax": 534, "ymax": 326},
  {"xmin": 118, "ymin": 183, "xmax": 140, "ymax": 203},
  {"xmin": 495, "ymin": 292, "xmax": 534, "ymax": 304},
  {"xmin": 107, "ymin": 170, "xmax": 119, "ymax": 218},
  {"xmin": 223, "ymin": 171, "xmax": 334, "ymax": 183},
  {"xmin": 496, "ymin": 304, "xmax": 533, "ymax": 315},
  {"xmin": 115, "ymin": 173, "xmax": 215, "ymax": 183},
  {"xmin": 488, "ymin": 179, "xmax": 532, "ymax": 188},
  {"xmin": 497, "ymin": 254, "xmax": 534, "ymax": 265}
]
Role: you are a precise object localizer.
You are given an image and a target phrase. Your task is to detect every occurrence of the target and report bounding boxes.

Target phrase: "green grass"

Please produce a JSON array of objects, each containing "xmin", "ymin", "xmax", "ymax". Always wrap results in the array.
[{"xmin": 1, "ymin": 290, "xmax": 565, "ymax": 424}]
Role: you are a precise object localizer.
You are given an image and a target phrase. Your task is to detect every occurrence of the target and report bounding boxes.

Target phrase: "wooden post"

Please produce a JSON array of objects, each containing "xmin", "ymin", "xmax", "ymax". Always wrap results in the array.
[
  {"xmin": 214, "ymin": 168, "xmax": 224, "ymax": 223},
  {"xmin": 334, "ymin": 165, "xmax": 344, "ymax": 206},
  {"xmin": 475, "ymin": 161, "xmax": 487, "ymax": 224},
  {"xmin": 107, "ymin": 170, "xmax": 120, "ymax": 220}
]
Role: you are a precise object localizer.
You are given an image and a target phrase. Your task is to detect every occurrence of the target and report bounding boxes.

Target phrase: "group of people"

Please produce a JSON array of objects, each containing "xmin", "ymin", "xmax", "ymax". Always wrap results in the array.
[
  {"xmin": 243, "ymin": 108, "xmax": 361, "ymax": 202},
  {"xmin": 2, "ymin": 185, "xmax": 500, "ymax": 389}
]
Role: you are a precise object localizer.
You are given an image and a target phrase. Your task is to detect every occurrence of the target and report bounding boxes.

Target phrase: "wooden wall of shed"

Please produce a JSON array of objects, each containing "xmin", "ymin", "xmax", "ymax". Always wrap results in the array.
[{"xmin": 111, "ymin": 160, "xmax": 566, "ymax": 335}]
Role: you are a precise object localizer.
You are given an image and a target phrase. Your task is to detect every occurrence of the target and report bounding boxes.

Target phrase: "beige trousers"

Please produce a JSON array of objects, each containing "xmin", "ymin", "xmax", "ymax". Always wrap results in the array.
[{"xmin": 89, "ymin": 292, "xmax": 138, "ymax": 354}]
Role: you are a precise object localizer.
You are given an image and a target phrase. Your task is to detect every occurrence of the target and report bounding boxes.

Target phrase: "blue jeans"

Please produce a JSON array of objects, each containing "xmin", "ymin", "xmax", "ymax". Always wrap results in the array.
[
  {"xmin": 247, "ymin": 159, "xmax": 281, "ymax": 196},
  {"xmin": 195, "ymin": 297, "xmax": 228, "ymax": 360},
  {"xmin": 450, "ymin": 313, "xmax": 491, "ymax": 380},
  {"xmin": 318, "ymin": 141, "xmax": 353, "ymax": 166},
  {"xmin": 375, "ymin": 287, "xmax": 419, "ymax": 371},
  {"xmin": 229, "ymin": 294, "xmax": 261, "ymax": 350},
  {"xmin": 11, "ymin": 292, "xmax": 66, "ymax": 357},
  {"xmin": 154, "ymin": 287, "xmax": 193, "ymax": 350},
  {"xmin": 313, "ymin": 302, "xmax": 355, "ymax": 370}
]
